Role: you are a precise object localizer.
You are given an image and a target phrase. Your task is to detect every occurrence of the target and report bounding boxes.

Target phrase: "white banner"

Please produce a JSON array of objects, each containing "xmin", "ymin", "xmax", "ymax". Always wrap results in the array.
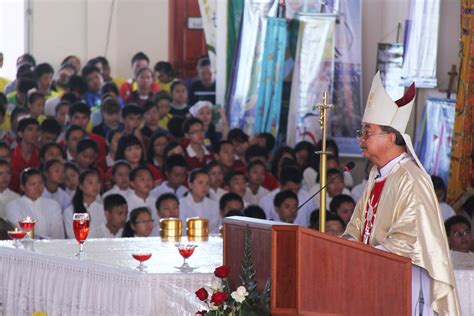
[{"xmin": 286, "ymin": 15, "xmax": 336, "ymax": 146}]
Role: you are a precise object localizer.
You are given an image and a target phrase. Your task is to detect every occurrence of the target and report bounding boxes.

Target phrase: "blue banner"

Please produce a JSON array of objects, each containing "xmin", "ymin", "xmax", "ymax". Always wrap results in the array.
[{"xmin": 415, "ymin": 98, "xmax": 455, "ymax": 184}]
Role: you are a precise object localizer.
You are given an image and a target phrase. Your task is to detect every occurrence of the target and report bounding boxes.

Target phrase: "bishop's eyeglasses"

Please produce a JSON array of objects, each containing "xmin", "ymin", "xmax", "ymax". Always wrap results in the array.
[{"xmin": 355, "ymin": 129, "xmax": 388, "ymax": 141}]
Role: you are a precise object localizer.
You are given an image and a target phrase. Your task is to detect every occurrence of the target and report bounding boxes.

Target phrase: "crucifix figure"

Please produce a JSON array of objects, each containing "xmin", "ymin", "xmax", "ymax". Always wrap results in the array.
[{"xmin": 447, "ymin": 64, "xmax": 458, "ymax": 99}]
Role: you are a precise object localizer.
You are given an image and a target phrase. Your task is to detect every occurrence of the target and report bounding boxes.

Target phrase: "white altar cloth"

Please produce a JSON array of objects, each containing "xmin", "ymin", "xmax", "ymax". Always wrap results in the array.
[{"xmin": 0, "ymin": 237, "xmax": 223, "ymax": 316}]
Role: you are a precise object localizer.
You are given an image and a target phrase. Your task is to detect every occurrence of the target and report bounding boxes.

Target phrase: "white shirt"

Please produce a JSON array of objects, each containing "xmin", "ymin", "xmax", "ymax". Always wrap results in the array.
[
  {"xmin": 186, "ymin": 143, "xmax": 211, "ymax": 158},
  {"xmin": 259, "ymin": 188, "xmax": 315, "ymax": 227},
  {"xmin": 63, "ymin": 199, "xmax": 105, "ymax": 239},
  {"xmin": 303, "ymin": 167, "xmax": 354, "ymax": 192},
  {"xmin": 125, "ymin": 191, "xmax": 158, "ymax": 221},
  {"xmin": 243, "ymin": 186, "xmax": 269, "ymax": 205},
  {"xmin": 44, "ymin": 95, "xmax": 61, "ymax": 117},
  {"xmin": 0, "ymin": 188, "xmax": 20, "ymax": 220},
  {"xmin": 150, "ymin": 181, "xmax": 188, "ymax": 200},
  {"xmin": 42, "ymin": 187, "xmax": 71, "ymax": 211},
  {"xmin": 88, "ymin": 223, "xmax": 123, "ymax": 239},
  {"xmin": 209, "ymin": 187, "xmax": 227, "ymax": 202},
  {"xmin": 106, "ymin": 154, "xmax": 115, "ymax": 168},
  {"xmin": 6, "ymin": 196, "xmax": 64, "ymax": 239},
  {"xmin": 351, "ymin": 179, "xmax": 368, "ymax": 203},
  {"xmin": 179, "ymin": 194, "xmax": 220, "ymax": 234},
  {"xmin": 103, "ymin": 185, "xmax": 133, "ymax": 200}
]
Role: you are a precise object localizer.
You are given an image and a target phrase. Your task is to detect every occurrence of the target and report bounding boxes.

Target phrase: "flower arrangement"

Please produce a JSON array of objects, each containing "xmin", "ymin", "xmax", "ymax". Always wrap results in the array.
[{"xmin": 195, "ymin": 226, "xmax": 270, "ymax": 315}]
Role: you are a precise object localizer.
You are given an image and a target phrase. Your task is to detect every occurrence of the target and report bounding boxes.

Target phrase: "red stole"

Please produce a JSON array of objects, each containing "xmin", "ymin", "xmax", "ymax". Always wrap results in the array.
[{"xmin": 362, "ymin": 179, "xmax": 387, "ymax": 244}]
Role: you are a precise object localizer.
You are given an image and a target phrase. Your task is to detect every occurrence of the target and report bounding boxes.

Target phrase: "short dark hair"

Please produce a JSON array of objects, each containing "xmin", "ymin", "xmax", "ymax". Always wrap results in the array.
[
  {"xmin": 40, "ymin": 118, "xmax": 61, "ymax": 137},
  {"xmin": 445, "ymin": 215, "xmax": 471, "ymax": 237},
  {"xmin": 65, "ymin": 125, "xmax": 85, "ymax": 141},
  {"xmin": 102, "ymin": 82, "xmax": 119, "ymax": 96},
  {"xmin": 380, "ymin": 125, "xmax": 406, "ymax": 147},
  {"xmin": 69, "ymin": 102, "xmax": 91, "ymax": 118},
  {"xmin": 227, "ymin": 128, "xmax": 249, "ymax": 144},
  {"xmin": 66, "ymin": 75, "xmax": 88, "ymax": 94},
  {"xmin": 42, "ymin": 158, "xmax": 63, "ymax": 173},
  {"xmin": 279, "ymin": 166, "xmax": 302, "ymax": 186},
  {"xmin": 76, "ymin": 138, "xmax": 99, "ymax": 155},
  {"xmin": 104, "ymin": 194, "xmax": 128, "ymax": 212},
  {"xmin": 39, "ymin": 142, "xmax": 65, "ymax": 161},
  {"xmin": 189, "ymin": 168, "xmax": 208, "ymax": 183},
  {"xmin": 197, "ymin": 56, "xmax": 211, "ymax": 69},
  {"xmin": 246, "ymin": 159, "xmax": 266, "ymax": 173},
  {"xmin": 81, "ymin": 65, "xmax": 100, "ymax": 78},
  {"xmin": 27, "ymin": 91, "xmax": 45, "ymax": 106},
  {"xmin": 154, "ymin": 61, "xmax": 174, "ymax": 76},
  {"xmin": 121, "ymin": 104, "xmax": 143, "ymax": 119},
  {"xmin": 164, "ymin": 154, "xmax": 187, "ymax": 174},
  {"xmin": 167, "ymin": 116, "xmax": 185, "ymax": 138},
  {"xmin": 243, "ymin": 205, "xmax": 266, "ymax": 219},
  {"xmin": 111, "ymin": 160, "xmax": 131, "ymax": 176},
  {"xmin": 153, "ymin": 91, "xmax": 173, "ymax": 104},
  {"xmin": 214, "ymin": 140, "xmax": 233, "ymax": 154},
  {"xmin": 274, "ymin": 190, "xmax": 298, "ymax": 208},
  {"xmin": 224, "ymin": 170, "xmax": 246, "ymax": 186},
  {"xmin": 329, "ymin": 194, "xmax": 355, "ymax": 213},
  {"xmin": 310, "ymin": 210, "xmax": 344, "ymax": 230},
  {"xmin": 129, "ymin": 165, "xmax": 152, "ymax": 182},
  {"xmin": 327, "ymin": 168, "xmax": 343, "ymax": 181},
  {"xmin": 20, "ymin": 168, "xmax": 42, "ymax": 186},
  {"xmin": 219, "ymin": 192, "xmax": 244, "ymax": 211},
  {"xmin": 34, "ymin": 63, "xmax": 54, "ymax": 78},
  {"xmin": 170, "ymin": 80, "xmax": 186, "ymax": 93},
  {"xmin": 0, "ymin": 158, "xmax": 10, "ymax": 169},
  {"xmin": 17, "ymin": 78, "xmax": 37, "ymax": 94},
  {"xmin": 245, "ymin": 144, "xmax": 268, "ymax": 162},
  {"xmin": 17, "ymin": 117, "xmax": 39, "ymax": 133},
  {"xmin": 101, "ymin": 97, "xmax": 120, "ymax": 114},
  {"xmin": 156, "ymin": 193, "xmax": 179, "ymax": 211},
  {"xmin": 17, "ymin": 53, "xmax": 36, "ymax": 67},
  {"xmin": 182, "ymin": 117, "xmax": 203, "ymax": 135},
  {"xmin": 143, "ymin": 100, "xmax": 156, "ymax": 113},
  {"xmin": 55, "ymin": 100, "xmax": 71, "ymax": 115},
  {"xmin": 131, "ymin": 52, "xmax": 149, "ymax": 65},
  {"xmin": 431, "ymin": 175, "xmax": 446, "ymax": 193}
]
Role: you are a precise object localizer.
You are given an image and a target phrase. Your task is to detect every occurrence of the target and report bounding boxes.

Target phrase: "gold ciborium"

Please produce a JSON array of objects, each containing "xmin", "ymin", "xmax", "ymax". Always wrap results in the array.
[
  {"xmin": 186, "ymin": 217, "xmax": 209, "ymax": 241},
  {"xmin": 160, "ymin": 218, "xmax": 182, "ymax": 239}
]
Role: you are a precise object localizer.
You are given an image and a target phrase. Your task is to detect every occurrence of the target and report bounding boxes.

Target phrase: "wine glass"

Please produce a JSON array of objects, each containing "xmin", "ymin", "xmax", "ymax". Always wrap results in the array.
[
  {"xmin": 132, "ymin": 252, "xmax": 152, "ymax": 271},
  {"xmin": 73, "ymin": 213, "xmax": 90, "ymax": 258},
  {"xmin": 8, "ymin": 228, "xmax": 27, "ymax": 248},
  {"xmin": 175, "ymin": 243, "xmax": 197, "ymax": 271},
  {"xmin": 18, "ymin": 217, "xmax": 37, "ymax": 241}
]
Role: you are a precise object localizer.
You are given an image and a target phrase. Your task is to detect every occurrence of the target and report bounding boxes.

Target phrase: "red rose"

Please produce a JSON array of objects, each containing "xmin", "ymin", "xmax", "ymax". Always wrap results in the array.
[
  {"xmin": 195, "ymin": 288, "xmax": 209, "ymax": 301},
  {"xmin": 210, "ymin": 292, "xmax": 228, "ymax": 306},
  {"xmin": 214, "ymin": 265, "xmax": 230, "ymax": 279}
]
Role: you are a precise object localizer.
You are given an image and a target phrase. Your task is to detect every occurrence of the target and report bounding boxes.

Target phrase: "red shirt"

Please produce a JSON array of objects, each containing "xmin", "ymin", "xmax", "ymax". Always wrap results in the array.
[
  {"xmin": 119, "ymin": 79, "xmax": 160, "ymax": 100},
  {"xmin": 184, "ymin": 144, "xmax": 214, "ymax": 171},
  {"xmin": 10, "ymin": 143, "xmax": 40, "ymax": 192},
  {"xmin": 87, "ymin": 132, "xmax": 107, "ymax": 171},
  {"xmin": 263, "ymin": 171, "xmax": 279, "ymax": 191}
]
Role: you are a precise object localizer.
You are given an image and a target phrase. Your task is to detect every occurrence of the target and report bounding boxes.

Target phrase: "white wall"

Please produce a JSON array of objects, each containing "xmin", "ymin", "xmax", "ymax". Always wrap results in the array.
[{"xmin": 29, "ymin": 0, "xmax": 169, "ymax": 79}]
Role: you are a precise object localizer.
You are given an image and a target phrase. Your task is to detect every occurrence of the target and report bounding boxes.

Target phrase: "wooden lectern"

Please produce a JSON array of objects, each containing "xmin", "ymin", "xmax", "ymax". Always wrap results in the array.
[{"xmin": 223, "ymin": 217, "xmax": 412, "ymax": 316}]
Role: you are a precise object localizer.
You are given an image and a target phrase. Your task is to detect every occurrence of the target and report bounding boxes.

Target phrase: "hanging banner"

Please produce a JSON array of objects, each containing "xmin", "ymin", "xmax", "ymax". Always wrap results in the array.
[
  {"xmin": 198, "ymin": 0, "xmax": 217, "ymax": 70},
  {"xmin": 401, "ymin": 0, "xmax": 440, "ymax": 88},
  {"xmin": 286, "ymin": 15, "xmax": 336, "ymax": 146},
  {"xmin": 376, "ymin": 43, "xmax": 405, "ymax": 101},
  {"xmin": 447, "ymin": 0, "xmax": 474, "ymax": 205},
  {"xmin": 415, "ymin": 98, "xmax": 455, "ymax": 185},
  {"xmin": 226, "ymin": 0, "xmax": 279, "ymax": 134},
  {"xmin": 253, "ymin": 17, "xmax": 287, "ymax": 135}
]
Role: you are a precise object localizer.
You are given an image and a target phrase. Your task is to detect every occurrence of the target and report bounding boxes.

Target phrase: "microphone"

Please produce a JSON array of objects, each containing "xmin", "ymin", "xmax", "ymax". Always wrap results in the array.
[{"xmin": 296, "ymin": 161, "xmax": 355, "ymax": 212}]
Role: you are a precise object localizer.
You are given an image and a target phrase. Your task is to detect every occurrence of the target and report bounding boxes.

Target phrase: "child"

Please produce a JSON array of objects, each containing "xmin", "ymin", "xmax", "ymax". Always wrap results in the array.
[
  {"xmin": 205, "ymin": 160, "xmax": 227, "ymax": 202},
  {"xmin": 0, "ymin": 159, "xmax": 20, "ymax": 220},
  {"xmin": 121, "ymin": 104, "xmax": 144, "ymax": 138},
  {"xmin": 150, "ymin": 154, "xmax": 188, "ymax": 199},
  {"xmin": 10, "ymin": 117, "xmax": 41, "ymax": 192},
  {"xmin": 146, "ymin": 130, "xmax": 169, "ymax": 169},
  {"xmin": 154, "ymin": 91, "xmax": 173, "ymax": 130},
  {"xmin": 81, "ymin": 65, "xmax": 103, "ymax": 109},
  {"xmin": 27, "ymin": 92, "xmax": 46, "ymax": 122},
  {"xmin": 224, "ymin": 170, "xmax": 247, "ymax": 198},
  {"xmin": 92, "ymin": 96, "xmax": 122, "ymax": 138},
  {"xmin": 55, "ymin": 100, "xmax": 70, "ymax": 142},
  {"xmin": 122, "ymin": 207, "xmax": 154, "ymax": 238},
  {"xmin": 125, "ymin": 166, "xmax": 157, "ymax": 221},
  {"xmin": 114, "ymin": 134, "xmax": 163, "ymax": 184},
  {"xmin": 41, "ymin": 159, "xmax": 70, "ymax": 210},
  {"xmin": 179, "ymin": 169, "xmax": 220, "ymax": 234},
  {"xmin": 169, "ymin": 80, "xmax": 189, "ymax": 117},
  {"xmin": 64, "ymin": 162, "xmax": 80, "ymax": 198},
  {"xmin": 34, "ymin": 63, "xmax": 56, "ymax": 99},
  {"xmin": 74, "ymin": 138, "xmax": 100, "ymax": 172},
  {"xmin": 431, "ymin": 175, "xmax": 456, "ymax": 220},
  {"xmin": 189, "ymin": 101, "xmax": 227, "ymax": 151},
  {"xmin": 273, "ymin": 190, "xmax": 298, "ymax": 224},
  {"xmin": 64, "ymin": 125, "xmax": 86, "ymax": 161},
  {"xmin": 183, "ymin": 117, "xmax": 213, "ymax": 170},
  {"xmin": 259, "ymin": 166, "xmax": 315, "ymax": 227},
  {"xmin": 118, "ymin": 52, "xmax": 160, "ymax": 100},
  {"xmin": 6, "ymin": 168, "xmax": 64, "ymax": 239},
  {"xmin": 141, "ymin": 100, "xmax": 161, "ymax": 139},
  {"xmin": 105, "ymin": 129, "xmax": 123, "ymax": 168},
  {"xmin": 63, "ymin": 168, "xmax": 104, "ymax": 239},
  {"xmin": 227, "ymin": 128, "xmax": 249, "ymax": 164},
  {"xmin": 243, "ymin": 160, "xmax": 269, "ymax": 205},
  {"xmin": 125, "ymin": 67, "xmax": 154, "ymax": 107},
  {"xmin": 151, "ymin": 193, "xmax": 180, "ymax": 236},
  {"xmin": 219, "ymin": 192, "xmax": 244, "ymax": 219},
  {"xmin": 308, "ymin": 168, "xmax": 351, "ymax": 208},
  {"xmin": 188, "ymin": 57, "xmax": 215, "ymax": 105},
  {"xmin": 310, "ymin": 210, "xmax": 345, "ymax": 237},
  {"xmin": 243, "ymin": 205, "xmax": 266, "ymax": 220},
  {"xmin": 214, "ymin": 140, "xmax": 243, "ymax": 179},
  {"xmin": 89, "ymin": 194, "xmax": 128, "ymax": 238},
  {"xmin": 39, "ymin": 118, "xmax": 61, "ymax": 146},
  {"xmin": 154, "ymin": 61, "xmax": 175, "ymax": 93},
  {"xmin": 329, "ymin": 194, "xmax": 356, "ymax": 226},
  {"xmin": 103, "ymin": 160, "xmax": 132, "ymax": 199},
  {"xmin": 39, "ymin": 142, "xmax": 65, "ymax": 164},
  {"xmin": 0, "ymin": 141, "xmax": 10, "ymax": 162}
]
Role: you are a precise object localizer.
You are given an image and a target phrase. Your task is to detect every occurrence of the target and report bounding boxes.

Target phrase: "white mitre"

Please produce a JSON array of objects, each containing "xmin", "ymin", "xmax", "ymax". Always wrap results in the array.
[{"xmin": 362, "ymin": 72, "xmax": 426, "ymax": 172}]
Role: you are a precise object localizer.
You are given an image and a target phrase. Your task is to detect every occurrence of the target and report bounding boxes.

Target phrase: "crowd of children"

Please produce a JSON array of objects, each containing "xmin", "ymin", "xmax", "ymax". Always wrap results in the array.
[{"xmin": 0, "ymin": 51, "xmax": 466, "ymax": 243}]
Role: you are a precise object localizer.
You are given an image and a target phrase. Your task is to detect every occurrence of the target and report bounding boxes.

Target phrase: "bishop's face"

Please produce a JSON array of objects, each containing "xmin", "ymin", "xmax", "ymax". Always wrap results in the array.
[{"xmin": 357, "ymin": 123, "xmax": 390, "ymax": 167}]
